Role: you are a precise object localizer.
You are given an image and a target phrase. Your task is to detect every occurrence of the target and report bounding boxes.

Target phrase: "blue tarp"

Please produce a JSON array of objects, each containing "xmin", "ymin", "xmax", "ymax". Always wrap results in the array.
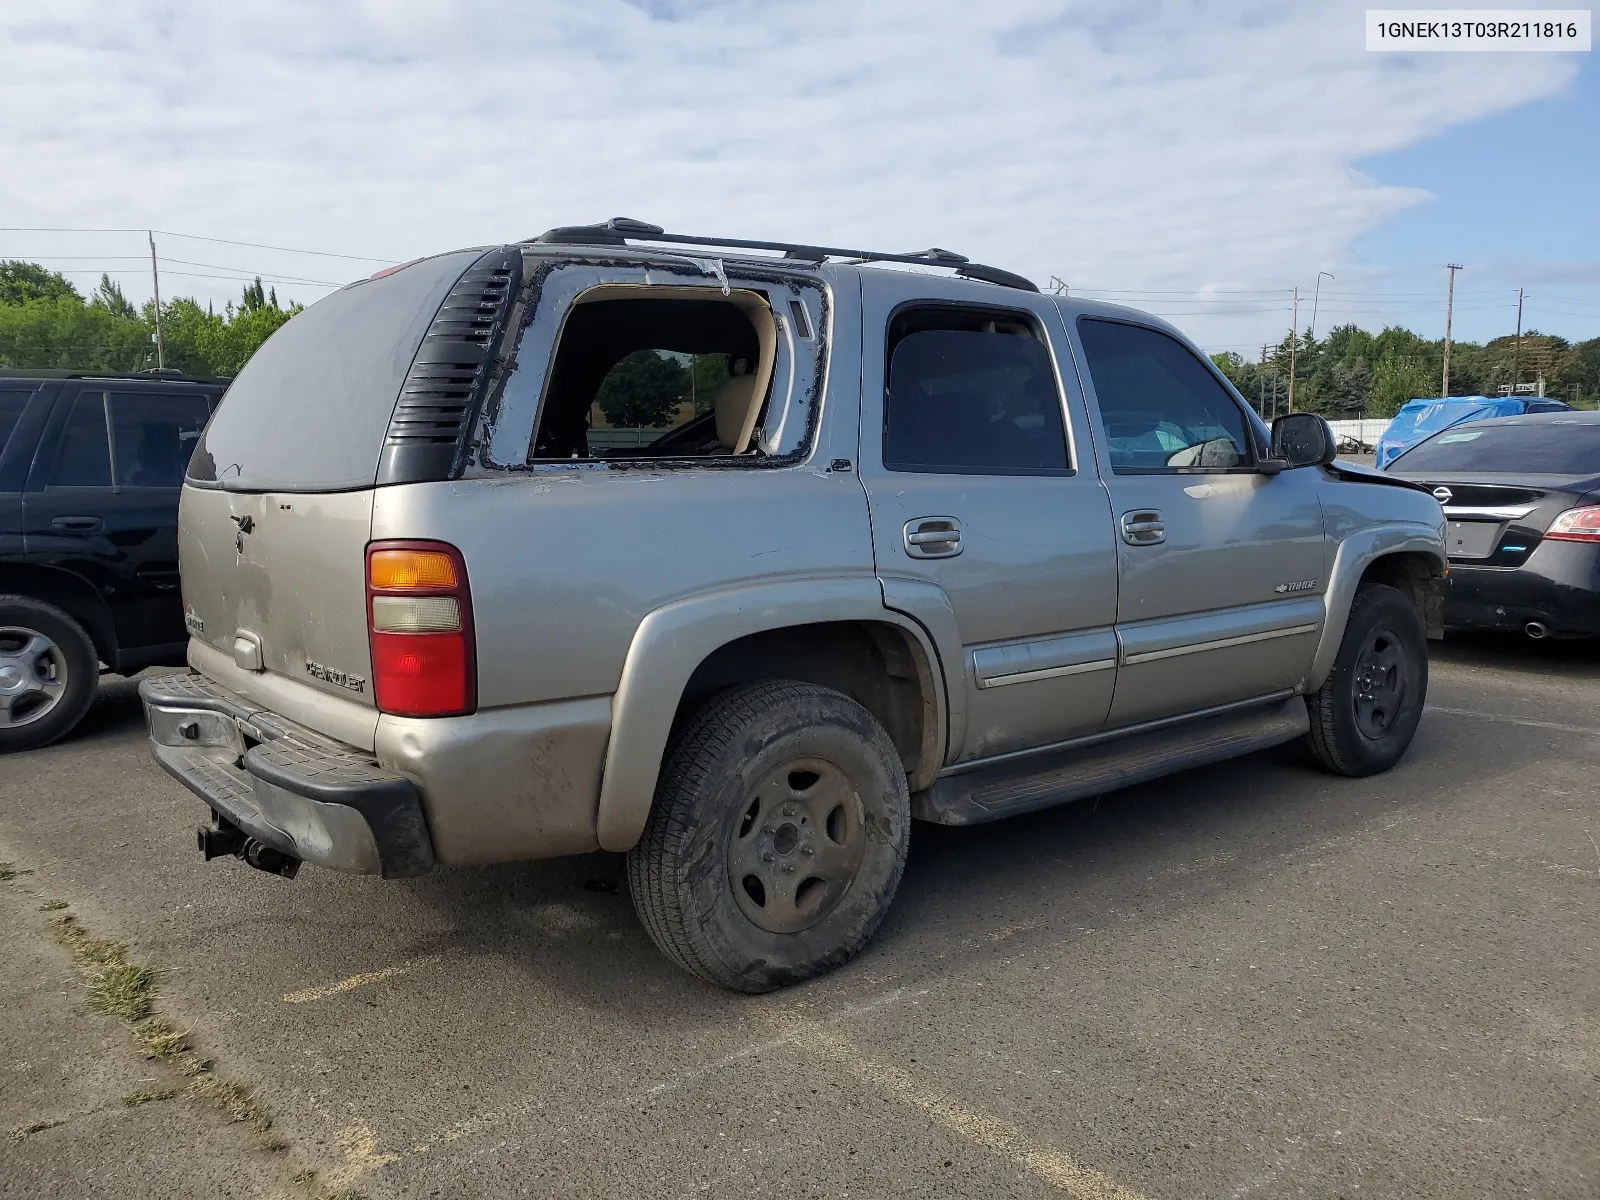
[{"xmin": 1376, "ymin": 396, "xmax": 1571, "ymax": 467}]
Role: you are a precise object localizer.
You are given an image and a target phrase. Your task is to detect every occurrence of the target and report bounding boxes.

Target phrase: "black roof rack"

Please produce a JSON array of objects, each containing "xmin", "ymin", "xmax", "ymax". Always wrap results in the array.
[
  {"xmin": 524, "ymin": 218, "xmax": 1039, "ymax": 293},
  {"xmin": 0, "ymin": 367, "xmax": 231, "ymax": 384}
]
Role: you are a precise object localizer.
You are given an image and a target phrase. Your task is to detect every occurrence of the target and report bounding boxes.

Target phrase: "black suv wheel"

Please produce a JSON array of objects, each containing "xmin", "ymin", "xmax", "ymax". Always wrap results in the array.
[
  {"xmin": 0, "ymin": 595, "xmax": 99, "ymax": 753},
  {"xmin": 1302, "ymin": 582, "xmax": 1428, "ymax": 777},
  {"xmin": 627, "ymin": 680, "xmax": 910, "ymax": 992}
]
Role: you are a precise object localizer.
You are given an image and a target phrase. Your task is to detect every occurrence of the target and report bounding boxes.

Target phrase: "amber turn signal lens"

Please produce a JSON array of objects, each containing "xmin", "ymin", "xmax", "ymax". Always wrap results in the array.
[{"xmin": 369, "ymin": 549, "xmax": 458, "ymax": 590}]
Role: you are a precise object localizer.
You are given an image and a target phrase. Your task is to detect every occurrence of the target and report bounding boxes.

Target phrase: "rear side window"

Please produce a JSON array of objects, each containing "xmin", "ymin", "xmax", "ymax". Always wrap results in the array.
[
  {"xmin": 48, "ymin": 391, "xmax": 112, "ymax": 487},
  {"xmin": 1077, "ymin": 319, "xmax": 1250, "ymax": 473},
  {"xmin": 189, "ymin": 250, "xmax": 480, "ymax": 492},
  {"xmin": 108, "ymin": 391, "xmax": 214, "ymax": 487},
  {"xmin": 884, "ymin": 326, "xmax": 1069, "ymax": 475}
]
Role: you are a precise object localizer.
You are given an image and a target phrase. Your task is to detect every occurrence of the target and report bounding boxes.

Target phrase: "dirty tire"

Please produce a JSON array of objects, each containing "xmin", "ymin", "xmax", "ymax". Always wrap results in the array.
[
  {"xmin": 626, "ymin": 680, "xmax": 910, "ymax": 993},
  {"xmin": 0, "ymin": 594, "xmax": 98, "ymax": 754},
  {"xmin": 1302, "ymin": 582, "xmax": 1427, "ymax": 777}
]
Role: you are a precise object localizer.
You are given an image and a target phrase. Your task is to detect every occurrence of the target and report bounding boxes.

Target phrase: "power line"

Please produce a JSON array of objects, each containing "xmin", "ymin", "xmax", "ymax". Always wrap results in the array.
[{"xmin": 0, "ymin": 226, "xmax": 394, "ymax": 263}]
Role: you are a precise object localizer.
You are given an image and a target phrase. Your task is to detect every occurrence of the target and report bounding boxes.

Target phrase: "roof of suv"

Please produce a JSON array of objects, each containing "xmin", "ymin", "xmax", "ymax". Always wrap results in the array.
[
  {"xmin": 0, "ymin": 367, "xmax": 229, "ymax": 385},
  {"xmin": 521, "ymin": 217, "xmax": 1042, "ymax": 293}
]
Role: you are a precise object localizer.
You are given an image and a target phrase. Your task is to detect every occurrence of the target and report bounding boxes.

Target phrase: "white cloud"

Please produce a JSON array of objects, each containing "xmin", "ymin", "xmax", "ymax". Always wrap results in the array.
[{"xmin": 0, "ymin": 0, "xmax": 1577, "ymax": 348}]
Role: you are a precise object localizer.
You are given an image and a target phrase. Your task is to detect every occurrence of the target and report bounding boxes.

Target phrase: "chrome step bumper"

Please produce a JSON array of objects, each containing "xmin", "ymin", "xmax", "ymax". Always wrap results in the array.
[{"xmin": 139, "ymin": 672, "xmax": 434, "ymax": 878}]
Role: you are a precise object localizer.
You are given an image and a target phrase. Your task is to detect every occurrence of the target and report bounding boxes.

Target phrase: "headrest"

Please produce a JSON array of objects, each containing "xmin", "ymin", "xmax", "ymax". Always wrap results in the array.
[{"xmin": 714, "ymin": 373, "xmax": 762, "ymax": 452}]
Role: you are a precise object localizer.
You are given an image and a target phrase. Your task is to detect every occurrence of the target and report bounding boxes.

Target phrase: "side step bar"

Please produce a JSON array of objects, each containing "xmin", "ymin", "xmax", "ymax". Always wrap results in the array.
[{"xmin": 912, "ymin": 696, "xmax": 1310, "ymax": 826}]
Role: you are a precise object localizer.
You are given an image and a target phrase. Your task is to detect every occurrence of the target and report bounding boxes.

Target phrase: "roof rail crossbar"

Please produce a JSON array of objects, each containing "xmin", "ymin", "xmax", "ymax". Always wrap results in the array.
[{"xmin": 525, "ymin": 219, "xmax": 1039, "ymax": 291}]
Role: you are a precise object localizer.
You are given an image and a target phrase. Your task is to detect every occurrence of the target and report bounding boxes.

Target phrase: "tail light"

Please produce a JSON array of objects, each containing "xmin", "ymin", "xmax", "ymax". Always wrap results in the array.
[
  {"xmin": 1545, "ymin": 505, "xmax": 1600, "ymax": 544},
  {"xmin": 366, "ymin": 541, "xmax": 475, "ymax": 717}
]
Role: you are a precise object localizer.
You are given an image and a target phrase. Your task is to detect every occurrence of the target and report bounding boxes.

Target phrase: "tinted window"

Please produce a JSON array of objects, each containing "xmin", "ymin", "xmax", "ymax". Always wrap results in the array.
[
  {"xmin": 48, "ymin": 391, "xmax": 112, "ymax": 487},
  {"xmin": 884, "ymin": 330, "xmax": 1068, "ymax": 474},
  {"xmin": 108, "ymin": 391, "xmax": 214, "ymax": 487},
  {"xmin": 1077, "ymin": 319, "xmax": 1250, "ymax": 472},
  {"xmin": 189, "ymin": 250, "xmax": 480, "ymax": 492},
  {"xmin": 1392, "ymin": 421, "xmax": 1600, "ymax": 475},
  {"xmin": 0, "ymin": 390, "xmax": 30, "ymax": 459}
]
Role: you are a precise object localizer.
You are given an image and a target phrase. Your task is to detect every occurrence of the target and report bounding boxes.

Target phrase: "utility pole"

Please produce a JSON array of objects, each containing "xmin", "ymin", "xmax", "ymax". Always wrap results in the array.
[
  {"xmin": 1442, "ymin": 263, "xmax": 1462, "ymax": 397},
  {"xmin": 1513, "ymin": 287, "xmax": 1524, "ymax": 390},
  {"xmin": 1287, "ymin": 287, "xmax": 1299, "ymax": 413},
  {"xmin": 1309, "ymin": 271, "xmax": 1333, "ymax": 340},
  {"xmin": 148, "ymin": 231, "xmax": 166, "ymax": 370}
]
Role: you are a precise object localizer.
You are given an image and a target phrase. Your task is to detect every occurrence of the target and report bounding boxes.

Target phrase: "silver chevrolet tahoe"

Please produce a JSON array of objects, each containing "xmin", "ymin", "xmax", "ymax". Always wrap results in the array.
[{"xmin": 142, "ymin": 219, "xmax": 1447, "ymax": 992}]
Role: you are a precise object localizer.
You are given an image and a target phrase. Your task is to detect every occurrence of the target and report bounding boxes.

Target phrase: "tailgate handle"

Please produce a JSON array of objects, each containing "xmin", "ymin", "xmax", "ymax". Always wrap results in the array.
[{"xmin": 51, "ymin": 515, "xmax": 103, "ymax": 533}]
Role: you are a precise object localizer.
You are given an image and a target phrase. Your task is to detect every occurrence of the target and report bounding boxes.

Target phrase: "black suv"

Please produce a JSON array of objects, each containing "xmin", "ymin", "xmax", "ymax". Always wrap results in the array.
[{"xmin": 0, "ymin": 369, "xmax": 227, "ymax": 751}]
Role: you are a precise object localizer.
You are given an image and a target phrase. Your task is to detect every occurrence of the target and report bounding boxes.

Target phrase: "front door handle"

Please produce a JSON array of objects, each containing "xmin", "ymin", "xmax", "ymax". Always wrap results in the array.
[
  {"xmin": 1120, "ymin": 510, "xmax": 1165, "ymax": 546},
  {"xmin": 51, "ymin": 515, "xmax": 103, "ymax": 533},
  {"xmin": 904, "ymin": 516, "xmax": 962, "ymax": 559}
]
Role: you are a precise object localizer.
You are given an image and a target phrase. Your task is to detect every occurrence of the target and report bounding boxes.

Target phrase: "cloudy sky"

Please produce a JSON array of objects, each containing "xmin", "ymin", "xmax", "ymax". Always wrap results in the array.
[{"xmin": 2, "ymin": 0, "xmax": 1594, "ymax": 352}]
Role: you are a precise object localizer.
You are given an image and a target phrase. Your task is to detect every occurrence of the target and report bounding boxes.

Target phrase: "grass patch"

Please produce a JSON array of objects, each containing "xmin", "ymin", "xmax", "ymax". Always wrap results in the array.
[
  {"xmin": 46, "ymin": 912, "xmax": 276, "ymax": 1139},
  {"xmin": 122, "ymin": 1086, "xmax": 181, "ymax": 1107},
  {"xmin": 0, "ymin": 862, "xmax": 31, "ymax": 881},
  {"xmin": 188, "ymin": 1075, "xmax": 272, "ymax": 1133},
  {"xmin": 38, "ymin": 899, "xmax": 68, "ymax": 911},
  {"xmin": 135, "ymin": 1017, "xmax": 190, "ymax": 1062},
  {"xmin": 50, "ymin": 914, "xmax": 157, "ymax": 1022}
]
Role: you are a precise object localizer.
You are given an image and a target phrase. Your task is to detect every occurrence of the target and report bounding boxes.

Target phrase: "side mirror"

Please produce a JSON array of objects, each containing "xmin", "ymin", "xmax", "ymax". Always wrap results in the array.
[{"xmin": 1270, "ymin": 412, "xmax": 1337, "ymax": 469}]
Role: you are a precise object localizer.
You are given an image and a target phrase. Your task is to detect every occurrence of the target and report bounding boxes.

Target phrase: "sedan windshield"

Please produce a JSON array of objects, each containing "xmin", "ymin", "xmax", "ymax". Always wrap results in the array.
[{"xmin": 1392, "ymin": 422, "xmax": 1600, "ymax": 475}]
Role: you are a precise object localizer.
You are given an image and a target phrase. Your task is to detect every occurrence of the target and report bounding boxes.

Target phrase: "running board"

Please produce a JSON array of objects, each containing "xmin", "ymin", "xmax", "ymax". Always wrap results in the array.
[{"xmin": 912, "ymin": 696, "xmax": 1310, "ymax": 826}]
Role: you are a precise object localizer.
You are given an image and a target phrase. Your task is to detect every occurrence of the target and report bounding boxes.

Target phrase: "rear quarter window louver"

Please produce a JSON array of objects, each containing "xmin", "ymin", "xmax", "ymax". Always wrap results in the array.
[{"xmin": 376, "ymin": 246, "xmax": 523, "ymax": 485}]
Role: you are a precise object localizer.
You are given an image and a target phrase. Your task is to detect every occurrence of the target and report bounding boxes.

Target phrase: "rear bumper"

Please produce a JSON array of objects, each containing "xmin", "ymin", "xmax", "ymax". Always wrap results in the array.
[
  {"xmin": 1444, "ymin": 540, "xmax": 1600, "ymax": 636},
  {"xmin": 139, "ymin": 673, "xmax": 435, "ymax": 877}
]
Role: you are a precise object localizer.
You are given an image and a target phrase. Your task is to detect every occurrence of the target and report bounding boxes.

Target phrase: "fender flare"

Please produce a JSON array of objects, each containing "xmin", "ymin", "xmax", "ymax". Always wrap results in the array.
[
  {"xmin": 1307, "ymin": 523, "xmax": 1447, "ymax": 692},
  {"xmin": 595, "ymin": 574, "xmax": 952, "ymax": 852}
]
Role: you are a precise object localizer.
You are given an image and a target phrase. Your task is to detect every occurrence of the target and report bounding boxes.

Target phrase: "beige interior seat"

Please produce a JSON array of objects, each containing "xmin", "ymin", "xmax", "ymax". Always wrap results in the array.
[{"xmin": 714, "ymin": 372, "xmax": 763, "ymax": 452}]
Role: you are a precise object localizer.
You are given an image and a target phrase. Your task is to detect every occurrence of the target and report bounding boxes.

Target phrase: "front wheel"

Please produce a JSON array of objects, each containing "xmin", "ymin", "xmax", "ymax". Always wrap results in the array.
[
  {"xmin": 1302, "ymin": 582, "xmax": 1428, "ymax": 777},
  {"xmin": 626, "ymin": 680, "xmax": 911, "ymax": 993}
]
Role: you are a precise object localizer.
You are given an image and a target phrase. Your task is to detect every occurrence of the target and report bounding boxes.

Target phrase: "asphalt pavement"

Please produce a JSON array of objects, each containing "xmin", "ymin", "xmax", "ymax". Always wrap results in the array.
[{"xmin": 1, "ymin": 633, "xmax": 1596, "ymax": 1199}]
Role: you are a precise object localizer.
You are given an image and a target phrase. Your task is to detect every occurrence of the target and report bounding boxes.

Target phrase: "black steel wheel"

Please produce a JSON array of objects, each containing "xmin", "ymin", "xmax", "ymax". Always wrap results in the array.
[
  {"xmin": 627, "ymin": 680, "xmax": 910, "ymax": 992},
  {"xmin": 1303, "ymin": 582, "xmax": 1428, "ymax": 777}
]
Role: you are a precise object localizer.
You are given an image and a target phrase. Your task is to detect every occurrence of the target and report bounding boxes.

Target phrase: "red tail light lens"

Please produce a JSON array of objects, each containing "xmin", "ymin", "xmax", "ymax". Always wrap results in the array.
[
  {"xmin": 366, "ymin": 541, "xmax": 475, "ymax": 717},
  {"xmin": 1545, "ymin": 504, "xmax": 1600, "ymax": 543}
]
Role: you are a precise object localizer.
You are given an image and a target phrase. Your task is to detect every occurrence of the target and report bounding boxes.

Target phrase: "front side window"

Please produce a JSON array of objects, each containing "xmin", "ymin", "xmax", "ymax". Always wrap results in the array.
[
  {"xmin": 48, "ymin": 391, "xmax": 112, "ymax": 487},
  {"xmin": 1077, "ymin": 318, "xmax": 1251, "ymax": 473},
  {"xmin": 0, "ymin": 388, "xmax": 30, "ymax": 460},
  {"xmin": 883, "ymin": 312, "xmax": 1069, "ymax": 475}
]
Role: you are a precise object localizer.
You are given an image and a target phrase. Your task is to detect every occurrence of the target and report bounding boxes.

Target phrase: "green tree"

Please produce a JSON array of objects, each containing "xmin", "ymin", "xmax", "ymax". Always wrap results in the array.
[
  {"xmin": 0, "ymin": 261, "xmax": 81, "ymax": 305},
  {"xmin": 1368, "ymin": 352, "xmax": 1435, "ymax": 417},
  {"xmin": 91, "ymin": 274, "xmax": 138, "ymax": 319},
  {"xmin": 595, "ymin": 350, "xmax": 689, "ymax": 428}
]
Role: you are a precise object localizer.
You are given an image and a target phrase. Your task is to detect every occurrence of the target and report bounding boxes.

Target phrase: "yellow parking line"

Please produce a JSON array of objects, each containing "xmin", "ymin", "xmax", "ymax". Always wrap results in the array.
[
  {"xmin": 282, "ymin": 959, "xmax": 431, "ymax": 1005},
  {"xmin": 774, "ymin": 1017, "xmax": 1149, "ymax": 1200}
]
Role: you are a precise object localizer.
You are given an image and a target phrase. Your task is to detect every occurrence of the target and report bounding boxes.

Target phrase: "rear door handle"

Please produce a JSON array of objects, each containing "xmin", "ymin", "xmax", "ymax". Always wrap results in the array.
[
  {"xmin": 904, "ymin": 516, "xmax": 962, "ymax": 559},
  {"xmin": 1120, "ymin": 510, "xmax": 1165, "ymax": 546},
  {"xmin": 51, "ymin": 516, "xmax": 103, "ymax": 533}
]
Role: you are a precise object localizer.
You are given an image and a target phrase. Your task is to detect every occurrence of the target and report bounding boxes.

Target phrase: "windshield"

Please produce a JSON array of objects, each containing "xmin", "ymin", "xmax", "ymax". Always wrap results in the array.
[{"xmin": 1392, "ymin": 422, "xmax": 1600, "ymax": 475}]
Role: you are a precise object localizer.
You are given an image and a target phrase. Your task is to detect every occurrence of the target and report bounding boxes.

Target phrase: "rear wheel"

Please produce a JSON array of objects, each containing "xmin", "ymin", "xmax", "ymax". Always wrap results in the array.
[
  {"xmin": 1303, "ymin": 583, "xmax": 1428, "ymax": 777},
  {"xmin": 0, "ymin": 595, "xmax": 99, "ymax": 753},
  {"xmin": 626, "ymin": 681, "xmax": 910, "ymax": 992}
]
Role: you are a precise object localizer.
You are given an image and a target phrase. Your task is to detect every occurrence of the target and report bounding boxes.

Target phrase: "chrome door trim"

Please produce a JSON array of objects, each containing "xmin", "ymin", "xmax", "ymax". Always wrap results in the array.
[
  {"xmin": 970, "ymin": 627, "xmax": 1119, "ymax": 689},
  {"xmin": 1122, "ymin": 622, "xmax": 1320, "ymax": 666},
  {"xmin": 980, "ymin": 658, "xmax": 1116, "ymax": 689},
  {"xmin": 939, "ymin": 688, "xmax": 1298, "ymax": 777}
]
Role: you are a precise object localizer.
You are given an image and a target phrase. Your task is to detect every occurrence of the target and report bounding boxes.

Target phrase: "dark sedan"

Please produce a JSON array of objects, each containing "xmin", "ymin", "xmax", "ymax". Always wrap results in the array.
[{"xmin": 1387, "ymin": 411, "xmax": 1600, "ymax": 638}]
